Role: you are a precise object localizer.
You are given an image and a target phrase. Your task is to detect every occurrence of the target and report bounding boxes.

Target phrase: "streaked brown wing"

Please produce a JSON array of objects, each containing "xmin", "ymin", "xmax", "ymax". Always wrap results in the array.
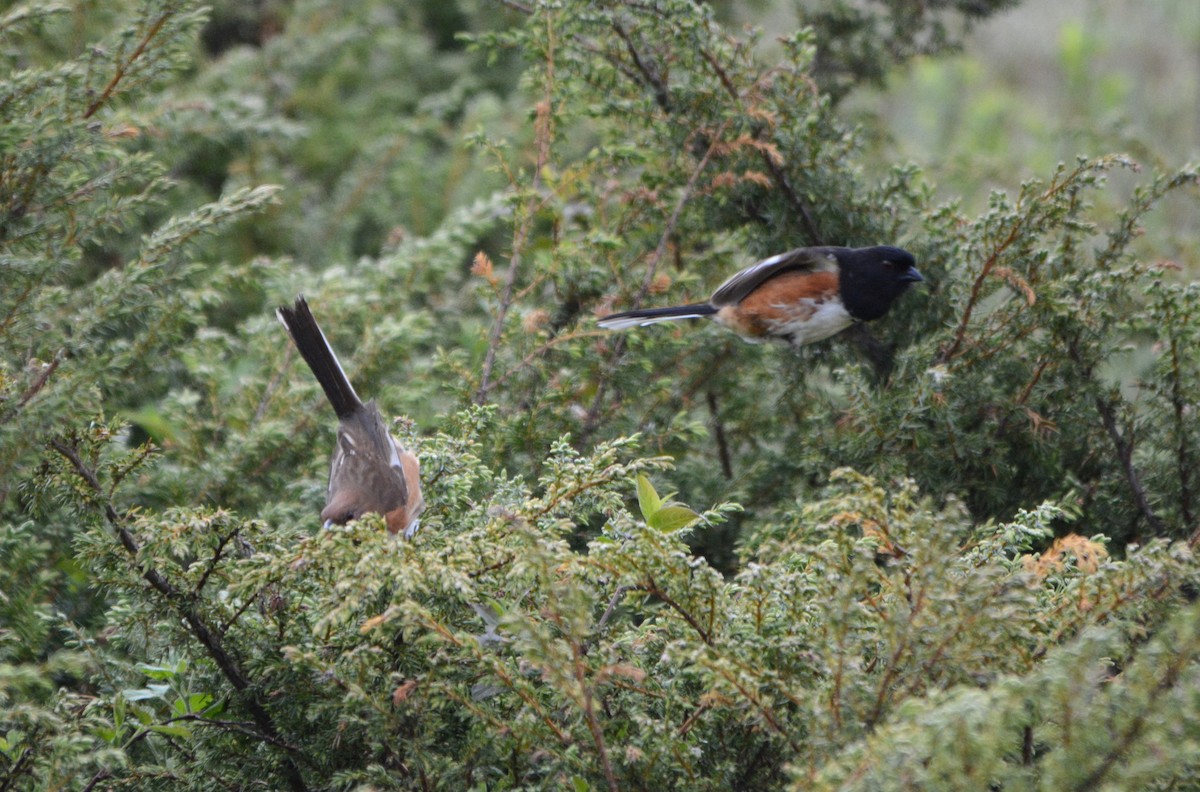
[
  {"xmin": 324, "ymin": 401, "xmax": 410, "ymax": 521},
  {"xmin": 709, "ymin": 247, "xmax": 841, "ymax": 307}
]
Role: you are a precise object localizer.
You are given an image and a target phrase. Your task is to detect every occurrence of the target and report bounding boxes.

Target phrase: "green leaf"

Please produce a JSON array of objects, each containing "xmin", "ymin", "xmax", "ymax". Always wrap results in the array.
[
  {"xmin": 124, "ymin": 684, "xmax": 171, "ymax": 701},
  {"xmin": 149, "ymin": 723, "xmax": 192, "ymax": 739},
  {"xmin": 136, "ymin": 662, "xmax": 183, "ymax": 681},
  {"xmin": 636, "ymin": 474, "xmax": 662, "ymax": 521},
  {"xmin": 122, "ymin": 407, "xmax": 176, "ymax": 443},
  {"xmin": 648, "ymin": 504, "xmax": 701, "ymax": 532},
  {"xmin": 171, "ymin": 693, "xmax": 215, "ymax": 716},
  {"xmin": 186, "ymin": 693, "xmax": 215, "ymax": 714}
]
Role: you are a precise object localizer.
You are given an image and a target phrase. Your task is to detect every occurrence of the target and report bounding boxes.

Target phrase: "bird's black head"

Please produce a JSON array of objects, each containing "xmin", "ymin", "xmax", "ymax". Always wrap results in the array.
[{"xmin": 836, "ymin": 246, "xmax": 923, "ymax": 322}]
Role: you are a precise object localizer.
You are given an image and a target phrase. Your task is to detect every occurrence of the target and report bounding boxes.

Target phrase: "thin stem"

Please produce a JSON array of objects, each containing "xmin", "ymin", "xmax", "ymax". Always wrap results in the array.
[
  {"xmin": 644, "ymin": 576, "xmax": 713, "ymax": 646},
  {"xmin": 83, "ymin": 13, "xmax": 170, "ymax": 119},
  {"xmin": 580, "ymin": 122, "xmax": 728, "ymax": 440},
  {"xmin": 706, "ymin": 388, "xmax": 734, "ymax": 480},
  {"xmin": 1093, "ymin": 395, "xmax": 1165, "ymax": 534},
  {"xmin": 475, "ymin": 22, "xmax": 557, "ymax": 405}
]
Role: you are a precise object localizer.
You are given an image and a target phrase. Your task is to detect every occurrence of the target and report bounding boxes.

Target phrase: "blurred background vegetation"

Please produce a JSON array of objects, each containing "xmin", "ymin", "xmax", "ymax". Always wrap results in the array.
[
  {"xmin": 852, "ymin": 0, "xmax": 1200, "ymax": 244},
  {"xmin": 4, "ymin": 0, "xmax": 1200, "ymax": 788}
]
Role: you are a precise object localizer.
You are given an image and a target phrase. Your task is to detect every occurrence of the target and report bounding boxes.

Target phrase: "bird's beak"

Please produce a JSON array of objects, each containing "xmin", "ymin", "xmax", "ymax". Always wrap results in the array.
[
  {"xmin": 322, "ymin": 519, "xmax": 334, "ymax": 531},
  {"xmin": 901, "ymin": 267, "xmax": 924, "ymax": 284}
]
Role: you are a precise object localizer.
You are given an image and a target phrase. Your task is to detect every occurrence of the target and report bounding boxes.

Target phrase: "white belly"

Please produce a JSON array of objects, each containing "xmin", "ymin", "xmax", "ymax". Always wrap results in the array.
[{"xmin": 770, "ymin": 299, "xmax": 853, "ymax": 346}]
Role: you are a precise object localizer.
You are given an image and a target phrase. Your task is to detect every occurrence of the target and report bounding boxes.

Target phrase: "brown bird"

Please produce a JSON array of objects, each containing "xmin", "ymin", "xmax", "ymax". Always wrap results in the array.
[
  {"xmin": 597, "ymin": 245, "xmax": 922, "ymax": 346},
  {"xmin": 277, "ymin": 297, "xmax": 423, "ymax": 537}
]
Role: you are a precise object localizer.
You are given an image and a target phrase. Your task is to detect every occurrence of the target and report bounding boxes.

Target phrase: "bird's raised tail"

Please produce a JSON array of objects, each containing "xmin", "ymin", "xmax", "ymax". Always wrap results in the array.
[
  {"xmin": 276, "ymin": 296, "xmax": 363, "ymax": 419},
  {"xmin": 597, "ymin": 303, "xmax": 718, "ymax": 330}
]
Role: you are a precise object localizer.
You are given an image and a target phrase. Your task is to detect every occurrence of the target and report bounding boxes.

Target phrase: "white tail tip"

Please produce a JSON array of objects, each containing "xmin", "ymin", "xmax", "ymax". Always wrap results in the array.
[{"xmin": 597, "ymin": 313, "xmax": 709, "ymax": 330}]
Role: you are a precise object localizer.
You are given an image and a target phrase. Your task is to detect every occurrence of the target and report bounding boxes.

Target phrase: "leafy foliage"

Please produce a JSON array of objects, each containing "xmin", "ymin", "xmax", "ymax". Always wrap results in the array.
[{"xmin": 3, "ymin": 0, "xmax": 1200, "ymax": 789}]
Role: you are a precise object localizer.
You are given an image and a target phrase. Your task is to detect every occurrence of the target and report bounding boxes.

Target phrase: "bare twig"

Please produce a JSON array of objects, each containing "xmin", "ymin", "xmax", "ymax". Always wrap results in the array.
[
  {"xmin": 573, "ymin": 640, "xmax": 619, "ymax": 792},
  {"xmin": 194, "ymin": 528, "xmax": 240, "ymax": 595},
  {"xmin": 17, "ymin": 351, "xmax": 61, "ymax": 408},
  {"xmin": 611, "ymin": 19, "xmax": 670, "ymax": 111},
  {"xmin": 1093, "ymin": 395, "xmax": 1165, "ymax": 534},
  {"xmin": 580, "ymin": 123, "xmax": 729, "ymax": 440},
  {"xmin": 581, "ymin": 584, "xmax": 647, "ymax": 657},
  {"xmin": 705, "ymin": 388, "xmax": 733, "ymax": 480},
  {"xmin": 994, "ymin": 358, "xmax": 1052, "ymax": 439},
  {"xmin": 476, "ymin": 25, "xmax": 558, "ymax": 404},
  {"xmin": 596, "ymin": 584, "xmax": 645, "ymax": 634},
  {"xmin": 690, "ymin": 39, "xmax": 824, "ymax": 246},
  {"xmin": 676, "ymin": 699, "xmax": 712, "ymax": 737},
  {"xmin": 711, "ymin": 665, "xmax": 796, "ymax": 748},
  {"xmin": 940, "ymin": 163, "xmax": 1088, "ymax": 365},
  {"xmin": 79, "ymin": 769, "xmax": 112, "ymax": 792},
  {"xmin": 758, "ymin": 153, "xmax": 823, "ymax": 246},
  {"xmin": 163, "ymin": 713, "xmax": 305, "ymax": 752},
  {"xmin": 469, "ymin": 554, "xmax": 516, "ymax": 579},
  {"xmin": 644, "ymin": 576, "xmax": 713, "ymax": 646},
  {"xmin": 84, "ymin": 13, "xmax": 170, "ymax": 119},
  {"xmin": 218, "ymin": 586, "xmax": 262, "ymax": 636}
]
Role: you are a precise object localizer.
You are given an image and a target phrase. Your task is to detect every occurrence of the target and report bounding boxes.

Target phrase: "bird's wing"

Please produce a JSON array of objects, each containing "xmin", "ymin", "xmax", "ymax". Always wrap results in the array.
[
  {"xmin": 709, "ymin": 247, "xmax": 842, "ymax": 307},
  {"xmin": 327, "ymin": 401, "xmax": 410, "ymax": 510}
]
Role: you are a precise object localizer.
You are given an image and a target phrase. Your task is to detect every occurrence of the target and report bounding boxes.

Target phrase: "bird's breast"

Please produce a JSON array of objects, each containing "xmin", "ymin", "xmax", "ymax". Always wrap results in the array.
[
  {"xmin": 714, "ymin": 270, "xmax": 849, "ymax": 344},
  {"xmin": 772, "ymin": 298, "xmax": 853, "ymax": 345}
]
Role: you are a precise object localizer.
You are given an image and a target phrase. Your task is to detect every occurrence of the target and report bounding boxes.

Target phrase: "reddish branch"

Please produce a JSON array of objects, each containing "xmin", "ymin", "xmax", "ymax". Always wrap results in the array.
[
  {"xmin": 17, "ymin": 353, "xmax": 61, "ymax": 408},
  {"xmin": 84, "ymin": 13, "xmax": 171, "ymax": 119},
  {"xmin": 940, "ymin": 165, "xmax": 1087, "ymax": 364}
]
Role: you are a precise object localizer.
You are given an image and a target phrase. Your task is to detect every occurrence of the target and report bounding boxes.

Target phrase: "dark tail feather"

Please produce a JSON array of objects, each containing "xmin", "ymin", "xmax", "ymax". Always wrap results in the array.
[
  {"xmin": 596, "ymin": 303, "xmax": 717, "ymax": 330},
  {"xmin": 277, "ymin": 296, "xmax": 362, "ymax": 419}
]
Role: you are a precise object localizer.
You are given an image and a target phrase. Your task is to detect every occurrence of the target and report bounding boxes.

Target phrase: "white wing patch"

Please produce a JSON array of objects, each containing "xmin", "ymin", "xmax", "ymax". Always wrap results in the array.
[
  {"xmin": 710, "ymin": 248, "xmax": 839, "ymax": 306},
  {"xmin": 387, "ymin": 436, "xmax": 403, "ymax": 470}
]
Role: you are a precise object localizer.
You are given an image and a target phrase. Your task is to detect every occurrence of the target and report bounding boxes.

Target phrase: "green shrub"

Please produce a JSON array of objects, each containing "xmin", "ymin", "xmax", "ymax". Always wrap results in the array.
[{"xmin": 3, "ymin": 0, "xmax": 1200, "ymax": 789}]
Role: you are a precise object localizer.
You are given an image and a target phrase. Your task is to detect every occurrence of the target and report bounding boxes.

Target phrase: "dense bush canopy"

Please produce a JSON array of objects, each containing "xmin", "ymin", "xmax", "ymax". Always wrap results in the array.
[{"xmin": 3, "ymin": 1, "xmax": 1200, "ymax": 789}]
